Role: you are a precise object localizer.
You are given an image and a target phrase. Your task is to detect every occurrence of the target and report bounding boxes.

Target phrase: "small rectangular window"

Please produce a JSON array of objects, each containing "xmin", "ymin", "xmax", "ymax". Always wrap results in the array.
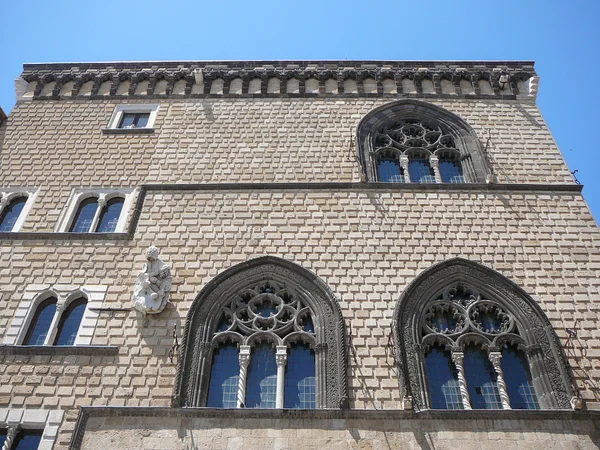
[{"xmin": 119, "ymin": 112, "xmax": 150, "ymax": 129}]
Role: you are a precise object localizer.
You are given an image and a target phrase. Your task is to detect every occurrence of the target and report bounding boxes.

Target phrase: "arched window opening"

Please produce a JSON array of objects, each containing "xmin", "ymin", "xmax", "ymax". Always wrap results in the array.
[
  {"xmin": 284, "ymin": 342, "xmax": 316, "ymax": 409},
  {"xmin": 502, "ymin": 345, "xmax": 539, "ymax": 410},
  {"xmin": 53, "ymin": 297, "xmax": 87, "ymax": 345},
  {"xmin": 176, "ymin": 257, "xmax": 347, "ymax": 409},
  {"xmin": 0, "ymin": 196, "xmax": 27, "ymax": 232},
  {"xmin": 438, "ymin": 152, "xmax": 465, "ymax": 183},
  {"xmin": 69, "ymin": 197, "xmax": 98, "ymax": 232},
  {"xmin": 394, "ymin": 258, "xmax": 575, "ymax": 411},
  {"xmin": 408, "ymin": 155, "xmax": 435, "ymax": 183},
  {"xmin": 23, "ymin": 298, "xmax": 57, "ymax": 345},
  {"xmin": 424, "ymin": 345, "xmax": 463, "ymax": 410},
  {"xmin": 357, "ymin": 100, "xmax": 488, "ymax": 183},
  {"xmin": 376, "ymin": 153, "xmax": 404, "ymax": 182},
  {"xmin": 464, "ymin": 345, "xmax": 502, "ymax": 409},
  {"xmin": 246, "ymin": 342, "xmax": 277, "ymax": 408},
  {"xmin": 207, "ymin": 343, "xmax": 240, "ymax": 408},
  {"xmin": 96, "ymin": 197, "xmax": 124, "ymax": 232}
]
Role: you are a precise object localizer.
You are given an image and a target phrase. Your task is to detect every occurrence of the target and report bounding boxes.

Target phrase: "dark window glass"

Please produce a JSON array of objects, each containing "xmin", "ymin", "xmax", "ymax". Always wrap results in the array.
[
  {"xmin": 246, "ymin": 342, "xmax": 277, "ymax": 408},
  {"xmin": 424, "ymin": 346, "xmax": 463, "ymax": 409},
  {"xmin": 13, "ymin": 429, "xmax": 43, "ymax": 450},
  {"xmin": 53, "ymin": 297, "xmax": 87, "ymax": 346},
  {"xmin": 119, "ymin": 113, "xmax": 150, "ymax": 129},
  {"xmin": 207, "ymin": 344, "xmax": 240, "ymax": 408},
  {"xmin": 439, "ymin": 155, "xmax": 465, "ymax": 183},
  {"xmin": 464, "ymin": 345, "xmax": 502, "ymax": 409},
  {"xmin": 377, "ymin": 156, "xmax": 404, "ymax": 182},
  {"xmin": 69, "ymin": 197, "xmax": 98, "ymax": 232},
  {"xmin": 300, "ymin": 315, "xmax": 314, "ymax": 333},
  {"xmin": 284, "ymin": 343, "xmax": 316, "ymax": 408},
  {"xmin": 502, "ymin": 346, "xmax": 539, "ymax": 409},
  {"xmin": 23, "ymin": 298, "xmax": 57, "ymax": 345},
  {"xmin": 0, "ymin": 196, "xmax": 27, "ymax": 232},
  {"xmin": 0, "ymin": 429, "xmax": 7, "ymax": 448},
  {"xmin": 95, "ymin": 197, "xmax": 124, "ymax": 233},
  {"xmin": 408, "ymin": 157, "xmax": 436, "ymax": 183}
]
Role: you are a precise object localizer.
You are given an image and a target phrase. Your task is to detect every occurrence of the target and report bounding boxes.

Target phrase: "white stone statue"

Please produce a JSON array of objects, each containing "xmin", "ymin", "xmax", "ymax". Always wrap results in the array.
[{"xmin": 133, "ymin": 245, "xmax": 172, "ymax": 315}]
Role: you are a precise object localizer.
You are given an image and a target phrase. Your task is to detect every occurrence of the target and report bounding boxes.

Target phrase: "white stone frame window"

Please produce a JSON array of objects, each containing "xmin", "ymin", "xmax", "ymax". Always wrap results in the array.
[
  {"xmin": 0, "ymin": 188, "xmax": 39, "ymax": 232},
  {"xmin": 106, "ymin": 104, "xmax": 159, "ymax": 129},
  {"xmin": 0, "ymin": 408, "xmax": 64, "ymax": 450},
  {"xmin": 3, "ymin": 284, "xmax": 107, "ymax": 346},
  {"xmin": 56, "ymin": 188, "xmax": 135, "ymax": 233}
]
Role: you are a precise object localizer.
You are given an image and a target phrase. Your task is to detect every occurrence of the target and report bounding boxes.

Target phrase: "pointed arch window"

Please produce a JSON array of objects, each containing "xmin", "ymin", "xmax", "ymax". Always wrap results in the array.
[
  {"xmin": 394, "ymin": 259, "xmax": 576, "ymax": 411},
  {"xmin": 176, "ymin": 257, "xmax": 348, "ymax": 409},
  {"xmin": 23, "ymin": 298, "xmax": 57, "ymax": 346},
  {"xmin": 0, "ymin": 196, "xmax": 27, "ymax": 232},
  {"xmin": 357, "ymin": 100, "xmax": 489, "ymax": 184},
  {"xmin": 53, "ymin": 297, "xmax": 87, "ymax": 346},
  {"xmin": 61, "ymin": 189, "xmax": 133, "ymax": 233}
]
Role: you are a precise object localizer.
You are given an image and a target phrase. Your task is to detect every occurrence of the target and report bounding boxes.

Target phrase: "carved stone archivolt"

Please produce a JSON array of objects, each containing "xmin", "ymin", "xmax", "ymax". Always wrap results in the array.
[
  {"xmin": 174, "ymin": 256, "xmax": 348, "ymax": 409},
  {"xmin": 392, "ymin": 258, "xmax": 575, "ymax": 411}
]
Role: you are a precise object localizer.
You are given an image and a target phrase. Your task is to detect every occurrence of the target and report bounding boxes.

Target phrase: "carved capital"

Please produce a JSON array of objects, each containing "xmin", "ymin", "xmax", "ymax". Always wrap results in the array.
[{"xmin": 276, "ymin": 345, "xmax": 287, "ymax": 367}]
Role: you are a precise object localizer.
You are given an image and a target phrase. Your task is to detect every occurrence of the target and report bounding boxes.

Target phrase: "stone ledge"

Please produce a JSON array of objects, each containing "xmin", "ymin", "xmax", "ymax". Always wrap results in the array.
[
  {"xmin": 101, "ymin": 128, "xmax": 154, "ymax": 135},
  {"xmin": 0, "ymin": 232, "xmax": 129, "ymax": 242},
  {"xmin": 0, "ymin": 345, "xmax": 119, "ymax": 356}
]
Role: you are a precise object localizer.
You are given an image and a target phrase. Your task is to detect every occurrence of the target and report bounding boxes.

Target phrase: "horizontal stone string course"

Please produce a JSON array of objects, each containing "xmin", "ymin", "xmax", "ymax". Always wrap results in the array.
[{"xmin": 17, "ymin": 61, "xmax": 538, "ymax": 100}]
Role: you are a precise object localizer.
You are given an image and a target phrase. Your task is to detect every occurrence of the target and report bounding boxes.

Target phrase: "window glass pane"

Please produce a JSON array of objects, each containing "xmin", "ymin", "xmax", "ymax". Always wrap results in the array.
[
  {"xmin": 464, "ymin": 345, "xmax": 502, "ymax": 409},
  {"xmin": 246, "ymin": 342, "xmax": 277, "ymax": 408},
  {"xmin": 119, "ymin": 113, "xmax": 150, "ymax": 128},
  {"xmin": 502, "ymin": 346, "xmax": 539, "ymax": 409},
  {"xmin": 0, "ymin": 429, "xmax": 6, "ymax": 448},
  {"xmin": 284, "ymin": 343, "xmax": 316, "ymax": 409},
  {"xmin": 377, "ymin": 156, "xmax": 404, "ymax": 182},
  {"xmin": 207, "ymin": 344, "xmax": 240, "ymax": 408},
  {"xmin": 95, "ymin": 197, "xmax": 124, "ymax": 233},
  {"xmin": 119, "ymin": 113, "xmax": 136, "ymax": 128},
  {"xmin": 408, "ymin": 157, "xmax": 436, "ymax": 183},
  {"xmin": 23, "ymin": 298, "xmax": 57, "ymax": 345},
  {"xmin": 439, "ymin": 156, "xmax": 465, "ymax": 183},
  {"xmin": 69, "ymin": 197, "xmax": 98, "ymax": 232},
  {"xmin": 0, "ymin": 196, "xmax": 27, "ymax": 232},
  {"xmin": 135, "ymin": 113, "xmax": 150, "ymax": 128},
  {"xmin": 13, "ymin": 429, "xmax": 43, "ymax": 450},
  {"xmin": 53, "ymin": 298, "xmax": 87, "ymax": 346},
  {"xmin": 425, "ymin": 346, "xmax": 463, "ymax": 409}
]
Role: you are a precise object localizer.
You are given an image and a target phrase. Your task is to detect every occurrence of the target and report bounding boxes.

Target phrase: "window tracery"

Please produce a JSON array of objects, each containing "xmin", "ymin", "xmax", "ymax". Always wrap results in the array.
[
  {"xmin": 175, "ymin": 256, "xmax": 348, "ymax": 409},
  {"xmin": 208, "ymin": 280, "xmax": 317, "ymax": 409},
  {"xmin": 393, "ymin": 258, "xmax": 576, "ymax": 411},
  {"xmin": 357, "ymin": 100, "xmax": 488, "ymax": 184}
]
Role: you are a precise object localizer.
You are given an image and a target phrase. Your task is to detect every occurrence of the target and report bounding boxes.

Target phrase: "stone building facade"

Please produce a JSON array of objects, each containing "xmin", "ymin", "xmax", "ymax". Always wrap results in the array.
[{"xmin": 0, "ymin": 60, "xmax": 599, "ymax": 449}]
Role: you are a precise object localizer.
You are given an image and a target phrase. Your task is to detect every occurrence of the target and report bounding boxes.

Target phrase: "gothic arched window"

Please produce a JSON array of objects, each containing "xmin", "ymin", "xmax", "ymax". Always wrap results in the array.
[
  {"xmin": 0, "ymin": 196, "xmax": 28, "ymax": 232},
  {"xmin": 69, "ymin": 195, "xmax": 125, "ymax": 233},
  {"xmin": 393, "ymin": 258, "xmax": 575, "ymax": 411},
  {"xmin": 175, "ymin": 256, "xmax": 348, "ymax": 409},
  {"xmin": 23, "ymin": 298, "xmax": 57, "ymax": 345},
  {"xmin": 53, "ymin": 297, "xmax": 87, "ymax": 346},
  {"xmin": 357, "ymin": 100, "xmax": 487, "ymax": 184}
]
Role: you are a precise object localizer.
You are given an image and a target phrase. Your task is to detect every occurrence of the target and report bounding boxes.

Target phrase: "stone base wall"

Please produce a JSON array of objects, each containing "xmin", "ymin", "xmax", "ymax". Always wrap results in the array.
[{"xmin": 76, "ymin": 408, "xmax": 600, "ymax": 450}]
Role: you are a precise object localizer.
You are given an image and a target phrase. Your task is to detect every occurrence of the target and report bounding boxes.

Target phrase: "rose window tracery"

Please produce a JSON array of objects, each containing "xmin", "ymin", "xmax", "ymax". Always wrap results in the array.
[{"xmin": 373, "ymin": 119, "xmax": 465, "ymax": 184}]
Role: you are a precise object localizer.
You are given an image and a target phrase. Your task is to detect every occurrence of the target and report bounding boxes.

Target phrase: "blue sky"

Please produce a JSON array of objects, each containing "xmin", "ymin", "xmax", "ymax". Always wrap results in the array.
[{"xmin": 1, "ymin": 0, "xmax": 599, "ymax": 221}]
